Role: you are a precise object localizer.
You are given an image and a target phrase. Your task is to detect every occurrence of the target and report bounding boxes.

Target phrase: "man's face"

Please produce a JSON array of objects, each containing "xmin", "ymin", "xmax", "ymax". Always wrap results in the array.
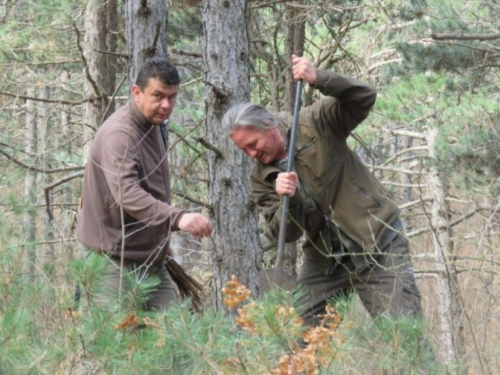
[
  {"xmin": 132, "ymin": 78, "xmax": 179, "ymax": 125},
  {"xmin": 231, "ymin": 126, "xmax": 285, "ymax": 165}
]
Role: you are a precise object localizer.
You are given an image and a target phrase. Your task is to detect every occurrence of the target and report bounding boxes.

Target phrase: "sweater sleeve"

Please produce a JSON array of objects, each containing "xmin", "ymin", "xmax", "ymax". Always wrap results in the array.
[
  {"xmin": 304, "ymin": 70, "xmax": 377, "ymax": 140},
  {"xmin": 98, "ymin": 127, "xmax": 185, "ymax": 229}
]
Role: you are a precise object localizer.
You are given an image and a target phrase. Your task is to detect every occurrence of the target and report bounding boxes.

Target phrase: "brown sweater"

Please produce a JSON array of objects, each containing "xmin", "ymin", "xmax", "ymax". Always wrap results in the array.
[{"xmin": 76, "ymin": 99, "xmax": 185, "ymax": 265}]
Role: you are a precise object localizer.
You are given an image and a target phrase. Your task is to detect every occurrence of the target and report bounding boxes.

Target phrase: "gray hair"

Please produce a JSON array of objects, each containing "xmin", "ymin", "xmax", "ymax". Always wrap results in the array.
[{"xmin": 223, "ymin": 102, "xmax": 277, "ymax": 134}]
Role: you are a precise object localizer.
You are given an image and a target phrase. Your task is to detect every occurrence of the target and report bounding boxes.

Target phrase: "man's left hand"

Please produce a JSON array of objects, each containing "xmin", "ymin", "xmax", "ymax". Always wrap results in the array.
[{"xmin": 292, "ymin": 55, "xmax": 317, "ymax": 85}]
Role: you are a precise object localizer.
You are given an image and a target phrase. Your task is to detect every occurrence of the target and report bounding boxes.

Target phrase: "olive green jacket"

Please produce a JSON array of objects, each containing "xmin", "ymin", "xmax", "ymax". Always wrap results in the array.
[{"xmin": 250, "ymin": 70, "xmax": 401, "ymax": 273}]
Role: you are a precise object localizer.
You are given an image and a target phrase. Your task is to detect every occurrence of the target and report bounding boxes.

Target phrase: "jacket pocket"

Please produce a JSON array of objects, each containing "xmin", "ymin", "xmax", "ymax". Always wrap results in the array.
[
  {"xmin": 350, "ymin": 178, "xmax": 383, "ymax": 208},
  {"xmin": 295, "ymin": 137, "xmax": 317, "ymax": 154},
  {"xmin": 295, "ymin": 137, "xmax": 333, "ymax": 182}
]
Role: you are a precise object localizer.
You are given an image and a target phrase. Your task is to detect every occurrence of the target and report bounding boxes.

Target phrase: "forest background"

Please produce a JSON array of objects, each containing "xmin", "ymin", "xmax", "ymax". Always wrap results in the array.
[{"xmin": 0, "ymin": 0, "xmax": 499, "ymax": 374}]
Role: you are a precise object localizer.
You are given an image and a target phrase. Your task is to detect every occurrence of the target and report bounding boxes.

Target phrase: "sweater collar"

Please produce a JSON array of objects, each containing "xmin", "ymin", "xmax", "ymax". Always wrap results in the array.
[{"xmin": 129, "ymin": 98, "xmax": 154, "ymax": 130}]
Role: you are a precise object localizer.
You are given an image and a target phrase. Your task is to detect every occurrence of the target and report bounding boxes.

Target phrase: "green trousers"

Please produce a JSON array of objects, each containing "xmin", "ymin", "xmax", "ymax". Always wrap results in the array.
[
  {"xmin": 296, "ymin": 234, "xmax": 422, "ymax": 326},
  {"xmin": 94, "ymin": 254, "xmax": 178, "ymax": 311}
]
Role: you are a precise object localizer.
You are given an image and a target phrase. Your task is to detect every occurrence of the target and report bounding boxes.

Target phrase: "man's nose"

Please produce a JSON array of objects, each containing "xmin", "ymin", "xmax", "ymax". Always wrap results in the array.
[
  {"xmin": 247, "ymin": 149, "xmax": 258, "ymax": 158},
  {"xmin": 160, "ymin": 98, "xmax": 172, "ymax": 109}
]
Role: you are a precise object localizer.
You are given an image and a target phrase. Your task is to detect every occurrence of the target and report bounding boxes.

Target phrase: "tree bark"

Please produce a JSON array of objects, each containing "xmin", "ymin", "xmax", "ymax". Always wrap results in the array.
[
  {"xmin": 202, "ymin": 0, "xmax": 262, "ymax": 308},
  {"xmin": 83, "ymin": 0, "xmax": 117, "ymax": 159},
  {"xmin": 125, "ymin": 0, "xmax": 169, "ymax": 85}
]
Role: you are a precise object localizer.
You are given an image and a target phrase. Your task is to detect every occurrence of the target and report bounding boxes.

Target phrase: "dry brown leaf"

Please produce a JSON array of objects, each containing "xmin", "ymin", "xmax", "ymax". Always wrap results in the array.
[{"xmin": 114, "ymin": 313, "xmax": 140, "ymax": 330}]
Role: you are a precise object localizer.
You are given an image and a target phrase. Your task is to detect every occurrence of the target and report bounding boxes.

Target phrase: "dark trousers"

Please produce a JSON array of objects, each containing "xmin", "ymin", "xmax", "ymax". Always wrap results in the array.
[{"xmin": 296, "ymin": 234, "xmax": 422, "ymax": 326}]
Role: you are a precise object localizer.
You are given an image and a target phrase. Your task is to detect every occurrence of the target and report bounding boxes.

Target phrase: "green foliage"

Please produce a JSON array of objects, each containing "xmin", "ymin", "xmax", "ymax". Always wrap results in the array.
[
  {"xmin": 0, "ymin": 261, "xmax": 448, "ymax": 374},
  {"xmin": 0, "ymin": 0, "xmax": 80, "ymax": 65}
]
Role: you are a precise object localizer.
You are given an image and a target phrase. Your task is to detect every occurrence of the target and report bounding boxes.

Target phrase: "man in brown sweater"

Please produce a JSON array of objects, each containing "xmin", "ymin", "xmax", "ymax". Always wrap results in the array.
[{"xmin": 76, "ymin": 58, "xmax": 212, "ymax": 310}]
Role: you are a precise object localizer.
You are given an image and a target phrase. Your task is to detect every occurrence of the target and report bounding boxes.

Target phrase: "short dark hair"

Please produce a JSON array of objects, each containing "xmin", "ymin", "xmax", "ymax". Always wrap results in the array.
[{"xmin": 135, "ymin": 57, "xmax": 180, "ymax": 89}]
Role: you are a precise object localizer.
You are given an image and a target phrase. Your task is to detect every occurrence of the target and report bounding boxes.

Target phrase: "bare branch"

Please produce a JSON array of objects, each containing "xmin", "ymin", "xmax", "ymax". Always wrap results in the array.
[
  {"xmin": 390, "ymin": 129, "xmax": 426, "ymax": 139},
  {"xmin": 44, "ymin": 172, "xmax": 84, "ymax": 221},
  {"xmin": 193, "ymin": 137, "xmax": 223, "ymax": 158},
  {"xmin": 431, "ymin": 33, "xmax": 500, "ymax": 41},
  {"xmin": 369, "ymin": 165, "xmax": 421, "ymax": 175},
  {"xmin": 169, "ymin": 127, "xmax": 205, "ymax": 160},
  {"xmin": 73, "ymin": 21, "xmax": 103, "ymax": 98},
  {"xmin": 399, "ymin": 197, "xmax": 433, "ymax": 210},
  {"xmin": 0, "ymin": 148, "xmax": 84, "ymax": 174},
  {"xmin": 172, "ymin": 189, "xmax": 213, "ymax": 211},
  {"xmin": 171, "ymin": 49, "xmax": 203, "ymax": 58},
  {"xmin": 407, "ymin": 206, "xmax": 488, "ymax": 238},
  {"xmin": 93, "ymin": 49, "xmax": 130, "ymax": 58},
  {"xmin": 382, "ymin": 146, "xmax": 428, "ymax": 166},
  {"xmin": 0, "ymin": 91, "xmax": 94, "ymax": 106}
]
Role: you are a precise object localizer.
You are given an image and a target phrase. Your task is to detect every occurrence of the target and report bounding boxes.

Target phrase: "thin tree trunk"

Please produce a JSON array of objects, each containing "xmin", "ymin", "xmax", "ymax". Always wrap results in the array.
[
  {"xmin": 24, "ymin": 87, "xmax": 37, "ymax": 282},
  {"xmin": 39, "ymin": 85, "xmax": 55, "ymax": 275},
  {"xmin": 125, "ymin": 0, "xmax": 168, "ymax": 85},
  {"xmin": 60, "ymin": 70, "xmax": 76, "ymax": 260},
  {"xmin": 202, "ymin": 0, "xmax": 262, "ymax": 308},
  {"xmin": 402, "ymin": 136, "xmax": 414, "ymax": 229},
  {"xmin": 283, "ymin": 1, "xmax": 305, "ymax": 112},
  {"xmin": 427, "ymin": 126, "xmax": 467, "ymax": 369},
  {"xmin": 280, "ymin": 2, "xmax": 305, "ymax": 273}
]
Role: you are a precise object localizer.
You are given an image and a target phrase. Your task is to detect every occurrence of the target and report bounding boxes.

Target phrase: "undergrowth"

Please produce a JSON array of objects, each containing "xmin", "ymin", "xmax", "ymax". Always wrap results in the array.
[{"xmin": 0, "ymin": 254, "xmax": 447, "ymax": 374}]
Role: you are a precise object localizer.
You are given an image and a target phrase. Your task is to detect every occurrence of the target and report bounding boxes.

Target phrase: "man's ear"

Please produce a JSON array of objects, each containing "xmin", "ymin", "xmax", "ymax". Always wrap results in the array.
[{"xmin": 131, "ymin": 85, "xmax": 141, "ymax": 101}]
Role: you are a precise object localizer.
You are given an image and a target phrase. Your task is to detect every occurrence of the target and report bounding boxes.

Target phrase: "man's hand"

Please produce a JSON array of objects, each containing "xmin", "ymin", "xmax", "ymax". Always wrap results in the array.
[
  {"xmin": 275, "ymin": 172, "xmax": 298, "ymax": 197},
  {"xmin": 292, "ymin": 55, "xmax": 317, "ymax": 85},
  {"xmin": 178, "ymin": 213, "xmax": 212, "ymax": 238}
]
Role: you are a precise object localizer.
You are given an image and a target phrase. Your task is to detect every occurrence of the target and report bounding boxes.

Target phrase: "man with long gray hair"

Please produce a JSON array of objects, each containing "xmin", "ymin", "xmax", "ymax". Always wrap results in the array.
[{"xmin": 225, "ymin": 55, "xmax": 423, "ymax": 326}]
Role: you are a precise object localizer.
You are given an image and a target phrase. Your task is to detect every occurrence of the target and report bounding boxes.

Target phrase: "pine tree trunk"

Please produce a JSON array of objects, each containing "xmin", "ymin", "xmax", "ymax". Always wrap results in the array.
[
  {"xmin": 83, "ymin": 0, "xmax": 117, "ymax": 159},
  {"xmin": 125, "ymin": 0, "xmax": 169, "ymax": 85},
  {"xmin": 202, "ymin": 0, "xmax": 262, "ymax": 308},
  {"xmin": 427, "ymin": 126, "xmax": 467, "ymax": 369},
  {"xmin": 24, "ymin": 87, "xmax": 37, "ymax": 282}
]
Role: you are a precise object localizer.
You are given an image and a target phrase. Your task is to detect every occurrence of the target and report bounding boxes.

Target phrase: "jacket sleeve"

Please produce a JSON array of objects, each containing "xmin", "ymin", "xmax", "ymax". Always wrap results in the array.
[
  {"xmin": 304, "ymin": 70, "xmax": 377, "ymax": 140},
  {"xmin": 99, "ymin": 128, "xmax": 185, "ymax": 229},
  {"xmin": 250, "ymin": 170, "xmax": 305, "ymax": 243}
]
